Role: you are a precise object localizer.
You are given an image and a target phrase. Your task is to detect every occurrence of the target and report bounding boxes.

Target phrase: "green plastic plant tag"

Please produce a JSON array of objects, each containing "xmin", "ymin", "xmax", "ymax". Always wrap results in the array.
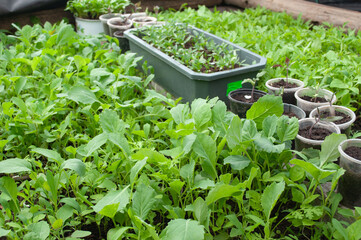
[{"xmin": 227, "ymin": 80, "xmax": 243, "ymax": 95}]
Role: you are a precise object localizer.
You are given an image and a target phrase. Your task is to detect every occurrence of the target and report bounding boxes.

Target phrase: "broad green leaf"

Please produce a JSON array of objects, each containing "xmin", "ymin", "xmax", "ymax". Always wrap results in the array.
[
  {"xmin": 67, "ymin": 86, "xmax": 99, "ymax": 105},
  {"xmin": 180, "ymin": 161, "xmax": 195, "ymax": 182},
  {"xmin": 226, "ymin": 117, "xmax": 257, "ymax": 149},
  {"xmin": 15, "ymin": 77, "xmax": 27, "ymax": 95},
  {"xmin": 170, "ymin": 104, "xmax": 190, "ymax": 124},
  {"xmin": 261, "ymin": 181, "xmax": 285, "ymax": 220},
  {"xmin": 107, "ymin": 227, "xmax": 130, "ymax": 240},
  {"xmin": 28, "ymin": 221, "xmax": 50, "ymax": 240},
  {"xmin": 0, "ymin": 158, "xmax": 32, "ymax": 173},
  {"xmin": 262, "ymin": 115, "xmax": 278, "ymax": 138},
  {"xmin": 56, "ymin": 205, "xmax": 73, "ymax": 222},
  {"xmin": 84, "ymin": 133, "xmax": 108, "ymax": 157},
  {"xmin": 161, "ymin": 219, "xmax": 204, "ymax": 240},
  {"xmin": 93, "ymin": 186, "xmax": 130, "ymax": 214},
  {"xmin": 130, "ymin": 158, "xmax": 147, "ymax": 185},
  {"xmin": 108, "ymin": 133, "xmax": 131, "ymax": 156},
  {"xmin": 73, "ymin": 55, "xmax": 87, "ymax": 71},
  {"xmin": 0, "ymin": 228, "xmax": 10, "ymax": 237},
  {"xmin": 59, "ymin": 198, "xmax": 81, "ymax": 212},
  {"xmin": 191, "ymin": 98, "xmax": 212, "ymax": 129},
  {"xmin": 193, "ymin": 133, "xmax": 217, "ymax": 179},
  {"xmin": 31, "ymin": 148, "xmax": 64, "ymax": 164},
  {"xmin": 56, "ymin": 24, "xmax": 75, "ymax": 46},
  {"xmin": 71, "ymin": 230, "xmax": 92, "ymax": 238},
  {"xmin": 212, "ymin": 100, "xmax": 228, "ymax": 137},
  {"xmin": 319, "ymin": 133, "xmax": 347, "ymax": 167},
  {"xmin": 347, "ymin": 219, "xmax": 361, "ymax": 240},
  {"xmin": 99, "ymin": 109, "xmax": 125, "ymax": 133},
  {"xmin": 290, "ymin": 159, "xmax": 335, "ymax": 182},
  {"xmin": 183, "ymin": 134, "xmax": 197, "ymax": 154},
  {"xmin": 206, "ymin": 183, "xmax": 242, "ymax": 205},
  {"xmin": 253, "ymin": 136, "xmax": 285, "ymax": 153},
  {"xmin": 132, "ymin": 184, "xmax": 157, "ymax": 220},
  {"xmin": 276, "ymin": 116, "xmax": 299, "ymax": 142},
  {"xmin": 99, "ymin": 203, "xmax": 120, "ymax": 218},
  {"xmin": 226, "ymin": 214, "xmax": 245, "ymax": 236},
  {"xmin": 132, "ymin": 149, "xmax": 169, "ymax": 165},
  {"xmin": 223, "ymin": 155, "xmax": 250, "ymax": 171},
  {"xmin": 61, "ymin": 159, "xmax": 86, "ymax": 177},
  {"xmin": 192, "ymin": 197, "xmax": 210, "ymax": 227},
  {"xmin": 2, "ymin": 102, "xmax": 14, "ymax": 117},
  {"xmin": 246, "ymin": 95, "xmax": 283, "ymax": 129},
  {"xmin": 0, "ymin": 177, "xmax": 18, "ymax": 207},
  {"xmin": 12, "ymin": 97, "xmax": 27, "ymax": 115}
]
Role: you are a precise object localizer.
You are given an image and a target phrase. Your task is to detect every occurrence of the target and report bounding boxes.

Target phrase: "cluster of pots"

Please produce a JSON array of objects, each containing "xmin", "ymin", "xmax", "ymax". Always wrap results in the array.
[
  {"xmin": 75, "ymin": 12, "xmax": 164, "ymax": 51},
  {"xmin": 228, "ymin": 77, "xmax": 360, "ymax": 208}
]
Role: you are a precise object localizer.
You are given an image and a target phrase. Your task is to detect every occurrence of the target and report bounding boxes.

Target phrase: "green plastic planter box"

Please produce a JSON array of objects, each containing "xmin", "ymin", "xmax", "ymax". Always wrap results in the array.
[{"xmin": 124, "ymin": 25, "xmax": 267, "ymax": 104}]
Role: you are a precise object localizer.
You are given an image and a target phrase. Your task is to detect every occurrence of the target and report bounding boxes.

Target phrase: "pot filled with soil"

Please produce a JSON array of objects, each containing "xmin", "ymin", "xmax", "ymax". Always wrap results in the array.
[
  {"xmin": 338, "ymin": 139, "xmax": 361, "ymax": 208},
  {"xmin": 295, "ymin": 118, "xmax": 340, "ymax": 150},
  {"xmin": 265, "ymin": 78, "xmax": 304, "ymax": 105},
  {"xmin": 132, "ymin": 16, "xmax": 157, "ymax": 27},
  {"xmin": 283, "ymin": 103, "xmax": 306, "ymax": 120},
  {"xmin": 309, "ymin": 105, "xmax": 356, "ymax": 136},
  {"xmin": 114, "ymin": 31, "xmax": 130, "ymax": 52},
  {"xmin": 99, "ymin": 13, "xmax": 123, "ymax": 35},
  {"xmin": 107, "ymin": 17, "xmax": 133, "ymax": 37},
  {"xmin": 294, "ymin": 88, "xmax": 336, "ymax": 116},
  {"xmin": 228, "ymin": 88, "xmax": 267, "ymax": 118}
]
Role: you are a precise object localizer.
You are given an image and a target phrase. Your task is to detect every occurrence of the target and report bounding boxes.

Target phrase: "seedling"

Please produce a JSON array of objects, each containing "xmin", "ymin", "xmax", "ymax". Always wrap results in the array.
[
  {"xmin": 272, "ymin": 57, "xmax": 294, "ymax": 83},
  {"xmin": 242, "ymin": 71, "xmax": 265, "ymax": 102},
  {"xmin": 308, "ymin": 108, "xmax": 320, "ymax": 138}
]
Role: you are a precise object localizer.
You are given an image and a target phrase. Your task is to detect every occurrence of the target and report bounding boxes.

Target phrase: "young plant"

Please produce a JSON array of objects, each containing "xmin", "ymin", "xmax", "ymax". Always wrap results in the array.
[
  {"xmin": 242, "ymin": 71, "xmax": 265, "ymax": 102},
  {"xmin": 272, "ymin": 57, "xmax": 294, "ymax": 83}
]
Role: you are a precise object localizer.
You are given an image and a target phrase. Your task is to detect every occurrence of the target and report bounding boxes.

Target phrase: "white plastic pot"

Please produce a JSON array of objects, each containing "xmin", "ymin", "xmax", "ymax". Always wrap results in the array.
[
  {"xmin": 121, "ymin": 12, "xmax": 147, "ymax": 19},
  {"xmin": 295, "ymin": 88, "xmax": 336, "ymax": 115},
  {"xmin": 99, "ymin": 13, "xmax": 123, "ymax": 35},
  {"xmin": 132, "ymin": 16, "xmax": 157, "ymax": 27},
  {"xmin": 338, "ymin": 139, "xmax": 361, "ymax": 207},
  {"xmin": 107, "ymin": 17, "xmax": 133, "ymax": 37},
  {"xmin": 309, "ymin": 105, "xmax": 356, "ymax": 136},
  {"xmin": 265, "ymin": 78, "xmax": 304, "ymax": 105},
  {"xmin": 295, "ymin": 118, "xmax": 340, "ymax": 151},
  {"xmin": 75, "ymin": 17, "xmax": 104, "ymax": 36}
]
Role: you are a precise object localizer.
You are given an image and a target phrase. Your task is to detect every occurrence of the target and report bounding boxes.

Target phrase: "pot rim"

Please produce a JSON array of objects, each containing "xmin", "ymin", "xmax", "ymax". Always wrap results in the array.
[
  {"xmin": 296, "ymin": 118, "xmax": 340, "ymax": 145},
  {"xmin": 309, "ymin": 105, "xmax": 356, "ymax": 129},
  {"xmin": 338, "ymin": 139, "xmax": 361, "ymax": 164},
  {"xmin": 265, "ymin": 78, "xmax": 304, "ymax": 93},
  {"xmin": 227, "ymin": 89, "xmax": 267, "ymax": 104}
]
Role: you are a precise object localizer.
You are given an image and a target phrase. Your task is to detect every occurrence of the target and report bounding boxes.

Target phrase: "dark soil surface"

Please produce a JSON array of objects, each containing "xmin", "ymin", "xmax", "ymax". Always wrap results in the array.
[
  {"xmin": 112, "ymin": 20, "xmax": 129, "ymax": 26},
  {"xmin": 298, "ymin": 126, "xmax": 333, "ymax": 140},
  {"xmin": 301, "ymin": 95, "xmax": 328, "ymax": 103},
  {"xmin": 231, "ymin": 91, "xmax": 263, "ymax": 103},
  {"xmin": 315, "ymin": 109, "xmax": 351, "ymax": 125},
  {"xmin": 344, "ymin": 146, "xmax": 361, "ymax": 160},
  {"xmin": 270, "ymin": 79, "xmax": 299, "ymax": 88},
  {"xmin": 283, "ymin": 111, "xmax": 299, "ymax": 119}
]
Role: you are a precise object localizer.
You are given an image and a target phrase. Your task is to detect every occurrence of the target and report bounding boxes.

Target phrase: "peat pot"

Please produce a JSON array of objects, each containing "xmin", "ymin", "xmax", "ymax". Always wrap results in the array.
[
  {"xmin": 294, "ymin": 88, "xmax": 336, "ymax": 116},
  {"xmin": 283, "ymin": 103, "xmax": 306, "ymax": 120},
  {"xmin": 124, "ymin": 25, "xmax": 267, "ymax": 104},
  {"xmin": 265, "ymin": 78, "xmax": 304, "ymax": 105},
  {"xmin": 295, "ymin": 118, "xmax": 340, "ymax": 151},
  {"xmin": 228, "ymin": 89, "xmax": 267, "ymax": 118},
  {"xmin": 75, "ymin": 17, "xmax": 104, "ymax": 36},
  {"xmin": 338, "ymin": 139, "xmax": 361, "ymax": 208},
  {"xmin": 309, "ymin": 105, "xmax": 356, "ymax": 136}
]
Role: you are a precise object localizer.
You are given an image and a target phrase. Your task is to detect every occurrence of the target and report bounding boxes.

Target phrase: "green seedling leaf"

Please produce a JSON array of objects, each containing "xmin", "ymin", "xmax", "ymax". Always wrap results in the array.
[
  {"xmin": 246, "ymin": 95, "xmax": 283, "ymax": 130},
  {"xmin": 12, "ymin": 97, "xmax": 27, "ymax": 115},
  {"xmin": 206, "ymin": 183, "xmax": 242, "ymax": 205},
  {"xmin": 71, "ymin": 230, "xmax": 92, "ymax": 238},
  {"xmin": 0, "ymin": 177, "xmax": 19, "ymax": 209},
  {"xmin": 108, "ymin": 133, "xmax": 131, "ymax": 156},
  {"xmin": 28, "ymin": 221, "xmax": 50, "ymax": 240},
  {"xmin": 226, "ymin": 117, "xmax": 257, "ymax": 149},
  {"xmin": 262, "ymin": 115, "xmax": 278, "ymax": 138},
  {"xmin": 73, "ymin": 55, "xmax": 87, "ymax": 71},
  {"xmin": 0, "ymin": 228, "xmax": 10, "ymax": 237},
  {"xmin": 212, "ymin": 100, "xmax": 228, "ymax": 136},
  {"xmin": 15, "ymin": 77, "xmax": 27, "ymax": 95},
  {"xmin": 290, "ymin": 159, "xmax": 335, "ymax": 182},
  {"xmin": 347, "ymin": 219, "xmax": 361, "ymax": 240},
  {"xmin": 107, "ymin": 227, "xmax": 130, "ymax": 240},
  {"xmin": 32, "ymin": 148, "xmax": 64, "ymax": 165},
  {"xmin": 261, "ymin": 181, "xmax": 285, "ymax": 221},
  {"xmin": 61, "ymin": 159, "xmax": 86, "ymax": 177},
  {"xmin": 130, "ymin": 158, "xmax": 147, "ymax": 185},
  {"xmin": 191, "ymin": 98, "xmax": 212, "ymax": 129},
  {"xmin": 59, "ymin": 198, "xmax": 81, "ymax": 212},
  {"xmin": 67, "ymin": 86, "xmax": 99, "ymax": 105},
  {"xmin": 226, "ymin": 214, "xmax": 245, "ymax": 237},
  {"xmin": 93, "ymin": 186, "xmax": 130, "ymax": 214},
  {"xmin": 193, "ymin": 133, "xmax": 217, "ymax": 179},
  {"xmin": 132, "ymin": 183, "xmax": 157, "ymax": 220},
  {"xmin": 192, "ymin": 197, "xmax": 210, "ymax": 228},
  {"xmin": 84, "ymin": 133, "xmax": 108, "ymax": 157},
  {"xmin": 56, "ymin": 24, "xmax": 75, "ymax": 46},
  {"xmin": 319, "ymin": 133, "xmax": 347, "ymax": 167},
  {"xmin": 99, "ymin": 203, "xmax": 120, "ymax": 218},
  {"xmin": 99, "ymin": 109, "xmax": 125, "ymax": 133},
  {"xmin": 170, "ymin": 104, "xmax": 190, "ymax": 124},
  {"xmin": 56, "ymin": 205, "xmax": 73, "ymax": 223},
  {"xmin": 0, "ymin": 158, "xmax": 31, "ymax": 174},
  {"xmin": 254, "ymin": 136, "xmax": 285, "ymax": 153},
  {"xmin": 161, "ymin": 219, "xmax": 204, "ymax": 240},
  {"xmin": 276, "ymin": 115, "xmax": 299, "ymax": 142},
  {"xmin": 223, "ymin": 155, "xmax": 250, "ymax": 171}
]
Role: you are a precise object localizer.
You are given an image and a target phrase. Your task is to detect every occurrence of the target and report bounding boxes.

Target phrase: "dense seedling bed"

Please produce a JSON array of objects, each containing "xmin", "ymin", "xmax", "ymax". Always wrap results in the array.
[{"xmin": 0, "ymin": 7, "xmax": 360, "ymax": 239}]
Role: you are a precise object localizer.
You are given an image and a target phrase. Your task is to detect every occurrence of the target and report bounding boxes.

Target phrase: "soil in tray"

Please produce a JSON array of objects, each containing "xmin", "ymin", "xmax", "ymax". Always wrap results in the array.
[
  {"xmin": 270, "ymin": 79, "xmax": 299, "ymax": 88},
  {"xmin": 301, "ymin": 95, "xmax": 328, "ymax": 103},
  {"xmin": 298, "ymin": 126, "xmax": 333, "ymax": 140},
  {"xmin": 315, "ymin": 110, "xmax": 351, "ymax": 125},
  {"xmin": 231, "ymin": 92, "xmax": 263, "ymax": 103}
]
